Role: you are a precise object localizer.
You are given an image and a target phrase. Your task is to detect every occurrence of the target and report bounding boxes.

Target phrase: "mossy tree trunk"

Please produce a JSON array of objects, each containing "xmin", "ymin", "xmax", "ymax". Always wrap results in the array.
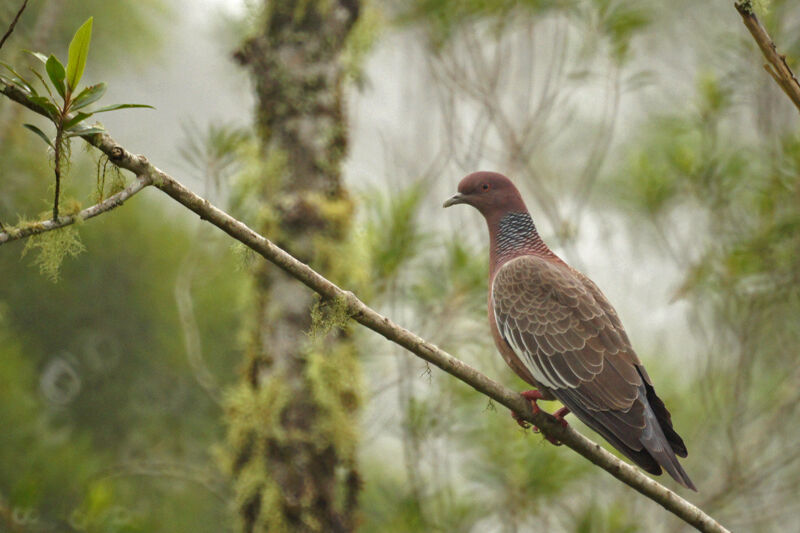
[{"xmin": 226, "ymin": 2, "xmax": 362, "ymax": 532}]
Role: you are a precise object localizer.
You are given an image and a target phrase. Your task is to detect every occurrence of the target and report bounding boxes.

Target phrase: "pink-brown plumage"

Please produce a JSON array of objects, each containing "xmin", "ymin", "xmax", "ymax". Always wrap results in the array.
[{"xmin": 444, "ymin": 171, "xmax": 696, "ymax": 490}]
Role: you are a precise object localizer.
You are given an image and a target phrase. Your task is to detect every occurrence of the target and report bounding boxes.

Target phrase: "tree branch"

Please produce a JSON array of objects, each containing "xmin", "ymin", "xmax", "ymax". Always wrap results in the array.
[
  {"xmin": 735, "ymin": 1, "xmax": 800, "ymax": 112},
  {"xmin": 0, "ymin": 79, "xmax": 730, "ymax": 533},
  {"xmin": 0, "ymin": 174, "xmax": 151, "ymax": 244},
  {"xmin": 0, "ymin": 0, "xmax": 28, "ymax": 51}
]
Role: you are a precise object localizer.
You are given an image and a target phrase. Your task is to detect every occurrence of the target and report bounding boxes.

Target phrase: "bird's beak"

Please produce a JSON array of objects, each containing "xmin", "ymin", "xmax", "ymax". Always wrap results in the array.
[{"xmin": 443, "ymin": 193, "xmax": 467, "ymax": 208}]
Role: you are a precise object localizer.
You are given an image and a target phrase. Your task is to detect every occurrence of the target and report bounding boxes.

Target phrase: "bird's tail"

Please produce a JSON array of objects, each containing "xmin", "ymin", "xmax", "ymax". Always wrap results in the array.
[{"xmin": 639, "ymin": 399, "xmax": 697, "ymax": 491}]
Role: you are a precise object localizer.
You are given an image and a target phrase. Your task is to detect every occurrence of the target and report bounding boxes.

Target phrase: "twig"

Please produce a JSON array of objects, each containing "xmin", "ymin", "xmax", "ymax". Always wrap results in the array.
[
  {"xmin": 735, "ymin": 1, "xmax": 800, "ymax": 112},
  {"xmin": 52, "ymin": 116, "xmax": 64, "ymax": 219},
  {"xmin": 0, "ymin": 174, "xmax": 151, "ymax": 244},
  {"xmin": 0, "ymin": 78, "xmax": 730, "ymax": 533},
  {"xmin": 0, "ymin": 0, "xmax": 28, "ymax": 51}
]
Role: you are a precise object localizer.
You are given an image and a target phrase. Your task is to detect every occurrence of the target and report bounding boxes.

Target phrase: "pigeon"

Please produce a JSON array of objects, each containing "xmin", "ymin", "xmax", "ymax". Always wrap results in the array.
[{"xmin": 444, "ymin": 171, "xmax": 696, "ymax": 490}]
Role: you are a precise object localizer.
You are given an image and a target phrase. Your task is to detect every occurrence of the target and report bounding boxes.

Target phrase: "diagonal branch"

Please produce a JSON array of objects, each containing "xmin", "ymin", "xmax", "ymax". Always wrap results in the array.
[
  {"xmin": 0, "ymin": 0, "xmax": 28, "ymax": 51},
  {"xmin": 735, "ymin": 1, "xmax": 800, "ymax": 112},
  {"xmin": 0, "ymin": 174, "xmax": 151, "ymax": 244},
  {"xmin": 0, "ymin": 79, "xmax": 730, "ymax": 533}
]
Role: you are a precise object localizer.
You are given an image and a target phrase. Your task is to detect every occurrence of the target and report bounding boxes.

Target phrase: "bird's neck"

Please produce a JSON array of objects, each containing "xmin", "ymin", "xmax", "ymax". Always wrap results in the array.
[{"xmin": 488, "ymin": 211, "xmax": 553, "ymax": 276}]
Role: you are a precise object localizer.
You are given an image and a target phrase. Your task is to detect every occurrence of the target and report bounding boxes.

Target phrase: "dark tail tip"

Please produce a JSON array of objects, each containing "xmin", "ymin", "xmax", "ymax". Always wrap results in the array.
[
  {"xmin": 668, "ymin": 460, "xmax": 698, "ymax": 491},
  {"xmin": 643, "ymin": 437, "xmax": 697, "ymax": 491}
]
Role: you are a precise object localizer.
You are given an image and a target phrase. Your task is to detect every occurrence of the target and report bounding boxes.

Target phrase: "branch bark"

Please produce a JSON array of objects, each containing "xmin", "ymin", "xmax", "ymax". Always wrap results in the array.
[
  {"xmin": 735, "ymin": 1, "xmax": 800, "ymax": 112},
  {"xmin": 0, "ymin": 79, "xmax": 730, "ymax": 533}
]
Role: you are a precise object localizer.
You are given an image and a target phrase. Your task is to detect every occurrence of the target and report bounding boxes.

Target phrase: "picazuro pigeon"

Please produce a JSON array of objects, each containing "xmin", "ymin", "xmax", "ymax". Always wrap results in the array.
[{"xmin": 444, "ymin": 171, "xmax": 696, "ymax": 490}]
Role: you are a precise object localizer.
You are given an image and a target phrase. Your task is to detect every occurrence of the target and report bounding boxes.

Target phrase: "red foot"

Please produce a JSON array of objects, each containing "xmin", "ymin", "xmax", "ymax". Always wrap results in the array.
[
  {"xmin": 510, "ymin": 390, "xmax": 569, "ymax": 446},
  {"xmin": 520, "ymin": 390, "xmax": 545, "ymax": 414},
  {"xmin": 553, "ymin": 406, "xmax": 570, "ymax": 428},
  {"xmin": 512, "ymin": 390, "xmax": 544, "ymax": 429}
]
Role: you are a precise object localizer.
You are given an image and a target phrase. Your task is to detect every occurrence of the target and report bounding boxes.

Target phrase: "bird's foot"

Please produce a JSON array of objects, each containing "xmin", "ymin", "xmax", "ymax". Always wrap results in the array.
[
  {"xmin": 552, "ymin": 406, "xmax": 570, "ymax": 428},
  {"xmin": 511, "ymin": 389, "xmax": 545, "ymax": 429},
  {"xmin": 511, "ymin": 390, "xmax": 568, "ymax": 446}
]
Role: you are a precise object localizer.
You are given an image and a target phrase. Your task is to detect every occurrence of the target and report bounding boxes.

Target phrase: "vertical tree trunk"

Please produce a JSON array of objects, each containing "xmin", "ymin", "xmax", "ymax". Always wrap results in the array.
[{"xmin": 226, "ymin": 2, "xmax": 362, "ymax": 532}]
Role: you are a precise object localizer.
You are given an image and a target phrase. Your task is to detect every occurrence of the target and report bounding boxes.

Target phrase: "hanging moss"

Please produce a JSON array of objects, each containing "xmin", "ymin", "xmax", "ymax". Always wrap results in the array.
[
  {"xmin": 94, "ymin": 155, "xmax": 126, "ymax": 202},
  {"xmin": 21, "ymin": 225, "xmax": 85, "ymax": 282}
]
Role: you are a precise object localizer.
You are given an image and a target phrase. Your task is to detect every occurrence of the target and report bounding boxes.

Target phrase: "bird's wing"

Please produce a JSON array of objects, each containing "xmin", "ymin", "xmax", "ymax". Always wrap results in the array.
[
  {"xmin": 492, "ymin": 255, "xmax": 695, "ymax": 488},
  {"xmin": 491, "ymin": 254, "xmax": 648, "ymax": 451}
]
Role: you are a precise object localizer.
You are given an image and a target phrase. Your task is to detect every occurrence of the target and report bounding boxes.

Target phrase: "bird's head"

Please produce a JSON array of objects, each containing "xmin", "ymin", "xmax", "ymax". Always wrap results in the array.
[{"xmin": 443, "ymin": 171, "xmax": 527, "ymax": 218}]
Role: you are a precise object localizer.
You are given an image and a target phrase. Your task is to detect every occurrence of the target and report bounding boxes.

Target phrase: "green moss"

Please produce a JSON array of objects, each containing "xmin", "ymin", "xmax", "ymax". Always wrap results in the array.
[
  {"xmin": 222, "ymin": 338, "xmax": 362, "ymax": 532},
  {"xmin": 223, "ymin": 378, "xmax": 293, "ymax": 533},
  {"xmin": 342, "ymin": 2, "xmax": 383, "ymax": 85},
  {"xmin": 232, "ymin": 242, "xmax": 259, "ymax": 271},
  {"xmin": 261, "ymin": 149, "xmax": 288, "ymax": 192},
  {"xmin": 21, "ymin": 226, "xmax": 85, "ymax": 282},
  {"xmin": 229, "ymin": 144, "xmax": 286, "ymax": 233},
  {"xmin": 62, "ymin": 197, "xmax": 83, "ymax": 216},
  {"xmin": 259, "ymin": 481, "xmax": 291, "ymax": 533},
  {"xmin": 306, "ymin": 341, "xmax": 362, "ymax": 460},
  {"xmin": 256, "ymin": 205, "xmax": 281, "ymax": 240},
  {"xmin": 310, "ymin": 221, "xmax": 371, "ymax": 295},
  {"xmin": 305, "ymin": 191, "xmax": 353, "ymax": 236},
  {"xmin": 224, "ymin": 378, "xmax": 290, "ymax": 450},
  {"xmin": 94, "ymin": 155, "xmax": 126, "ymax": 202},
  {"xmin": 308, "ymin": 294, "xmax": 351, "ymax": 339},
  {"xmin": 752, "ymin": 0, "xmax": 771, "ymax": 16}
]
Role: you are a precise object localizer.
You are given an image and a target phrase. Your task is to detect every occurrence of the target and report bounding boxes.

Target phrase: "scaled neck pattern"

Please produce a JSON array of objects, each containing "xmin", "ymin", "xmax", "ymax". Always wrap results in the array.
[{"xmin": 492, "ymin": 212, "xmax": 551, "ymax": 268}]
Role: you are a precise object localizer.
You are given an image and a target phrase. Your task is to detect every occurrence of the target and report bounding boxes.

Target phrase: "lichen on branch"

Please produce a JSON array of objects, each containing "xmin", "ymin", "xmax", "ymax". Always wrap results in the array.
[{"xmin": 21, "ymin": 224, "xmax": 85, "ymax": 282}]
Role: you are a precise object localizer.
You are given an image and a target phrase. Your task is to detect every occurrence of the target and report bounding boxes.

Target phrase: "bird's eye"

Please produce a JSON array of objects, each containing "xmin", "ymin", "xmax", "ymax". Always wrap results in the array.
[{"xmin": 482, "ymin": 183, "xmax": 490, "ymax": 191}]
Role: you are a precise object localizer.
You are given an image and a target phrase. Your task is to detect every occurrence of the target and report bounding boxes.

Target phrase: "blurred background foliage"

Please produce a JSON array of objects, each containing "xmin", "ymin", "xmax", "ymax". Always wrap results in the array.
[{"xmin": 1, "ymin": 0, "xmax": 799, "ymax": 531}]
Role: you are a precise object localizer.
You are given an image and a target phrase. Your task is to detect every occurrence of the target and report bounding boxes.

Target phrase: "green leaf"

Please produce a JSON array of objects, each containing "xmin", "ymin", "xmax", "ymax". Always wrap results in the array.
[
  {"xmin": 63, "ymin": 112, "xmax": 93, "ymax": 130},
  {"xmin": 27, "ymin": 95, "xmax": 59, "ymax": 120},
  {"xmin": 0, "ymin": 73, "xmax": 35, "ymax": 96},
  {"xmin": 65, "ymin": 126, "xmax": 105, "ymax": 138},
  {"xmin": 27, "ymin": 68, "xmax": 56, "ymax": 104},
  {"xmin": 0, "ymin": 61, "xmax": 34, "ymax": 93},
  {"xmin": 71, "ymin": 82, "xmax": 107, "ymax": 110},
  {"xmin": 90, "ymin": 103, "xmax": 154, "ymax": 113},
  {"xmin": 45, "ymin": 55, "xmax": 66, "ymax": 99},
  {"xmin": 23, "ymin": 123, "xmax": 54, "ymax": 149},
  {"xmin": 23, "ymin": 50, "xmax": 48, "ymax": 64},
  {"xmin": 66, "ymin": 17, "xmax": 93, "ymax": 92}
]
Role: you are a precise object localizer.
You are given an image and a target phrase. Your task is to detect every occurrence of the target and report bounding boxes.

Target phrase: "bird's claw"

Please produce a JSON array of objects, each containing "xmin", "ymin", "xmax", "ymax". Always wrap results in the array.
[
  {"xmin": 512, "ymin": 410, "xmax": 530, "ymax": 429},
  {"xmin": 511, "ymin": 390, "xmax": 569, "ymax": 445}
]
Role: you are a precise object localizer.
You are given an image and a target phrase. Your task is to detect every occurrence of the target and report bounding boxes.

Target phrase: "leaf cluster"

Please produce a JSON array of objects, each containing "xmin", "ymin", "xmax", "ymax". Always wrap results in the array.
[{"xmin": 1, "ymin": 18, "xmax": 152, "ymax": 145}]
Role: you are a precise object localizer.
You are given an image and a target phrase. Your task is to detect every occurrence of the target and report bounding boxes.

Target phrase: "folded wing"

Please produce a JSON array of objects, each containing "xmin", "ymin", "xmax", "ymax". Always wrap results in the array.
[{"xmin": 492, "ymin": 255, "xmax": 694, "ymax": 489}]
